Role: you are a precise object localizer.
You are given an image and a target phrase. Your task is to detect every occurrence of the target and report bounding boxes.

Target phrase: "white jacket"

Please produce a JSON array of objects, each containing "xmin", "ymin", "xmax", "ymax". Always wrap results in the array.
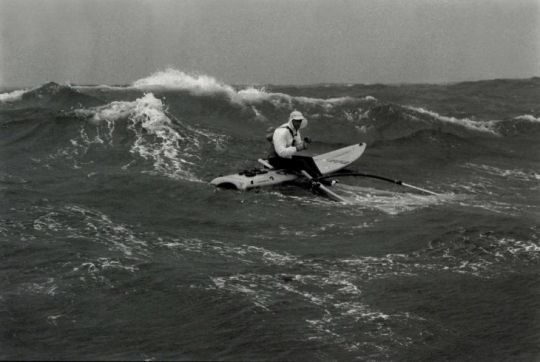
[{"xmin": 272, "ymin": 118, "xmax": 307, "ymax": 158}]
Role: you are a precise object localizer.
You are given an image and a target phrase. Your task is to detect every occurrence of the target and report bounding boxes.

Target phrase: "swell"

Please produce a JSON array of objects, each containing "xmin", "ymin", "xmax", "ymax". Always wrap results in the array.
[
  {"xmin": 1, "ymin": 72, "xmax": 538, "ymax": 184},
  {"xmin": 0, "ymin": 82, "xmax": 103, "ymax": 110}
]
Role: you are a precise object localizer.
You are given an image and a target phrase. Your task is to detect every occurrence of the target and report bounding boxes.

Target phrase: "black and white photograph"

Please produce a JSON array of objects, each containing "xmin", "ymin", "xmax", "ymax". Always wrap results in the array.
[{"xmin": 1, "ymin": 0, "xmax": 539, "ymax": 360}]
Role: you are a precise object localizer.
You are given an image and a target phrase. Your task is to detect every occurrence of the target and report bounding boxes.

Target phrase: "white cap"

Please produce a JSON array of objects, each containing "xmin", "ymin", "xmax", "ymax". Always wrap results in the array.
[
  {"xmin": 289, "ymin": 110, "xmax": 305, "ymax": 121},
  {"xmin": 288, "ymin": 110, "xmax": 308, "ymax": 129}
]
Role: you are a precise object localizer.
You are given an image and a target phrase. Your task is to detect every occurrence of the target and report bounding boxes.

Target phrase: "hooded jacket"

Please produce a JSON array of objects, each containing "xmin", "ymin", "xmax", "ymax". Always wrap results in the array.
[{"xmin": 272, "ymin": 118, "xmax": 308, "ymax": 158}]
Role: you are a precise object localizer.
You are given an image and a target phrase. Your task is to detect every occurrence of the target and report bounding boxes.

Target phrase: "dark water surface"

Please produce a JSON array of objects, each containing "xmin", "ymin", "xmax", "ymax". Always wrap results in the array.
[{"xmin": 1, "ymin": 74, "xmax": 539, "ymax": 360}]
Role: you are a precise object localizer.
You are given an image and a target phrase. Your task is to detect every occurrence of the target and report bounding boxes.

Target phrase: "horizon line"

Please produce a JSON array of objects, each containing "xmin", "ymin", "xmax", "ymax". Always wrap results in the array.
[{"xmin": 1, "ymin": 75, "xmax": 539, "ymax": 92}]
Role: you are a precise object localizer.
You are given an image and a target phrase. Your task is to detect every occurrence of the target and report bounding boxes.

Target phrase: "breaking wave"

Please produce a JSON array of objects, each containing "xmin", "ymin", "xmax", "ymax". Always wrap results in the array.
[
  {"xmin": 131, "ymin": 68, "xmax": 361, "ymax": 107},
  {"xmin": 0, "ymin": 88, "xmax": 29, "ymax": 103},
  {"xmin": 514, "ymin": 114, "xmax": 540, "ymax": 122},
  {"xmin": 404, "ymin": 106, "xmax": 499, "ymax": 135},
  {"xmin": 132, "ymin": 68, "xmax": 239, "ymax": 97},
  {"xmin": 70, "ymin": 93, "xmax": 224, "ymax": 181}
]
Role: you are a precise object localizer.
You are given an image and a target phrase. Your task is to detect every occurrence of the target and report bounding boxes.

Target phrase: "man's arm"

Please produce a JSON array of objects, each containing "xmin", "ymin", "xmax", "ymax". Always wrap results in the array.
[
  {"xmin": 293, "ymin": 132, "xmax": 307, "ymax": 151},
  {"xmin": 273, "ymin": 128, "xmax": 297, "ymax": 158}
]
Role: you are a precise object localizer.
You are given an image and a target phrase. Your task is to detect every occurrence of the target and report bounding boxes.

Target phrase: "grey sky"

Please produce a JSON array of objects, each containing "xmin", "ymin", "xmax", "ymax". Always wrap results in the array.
[{"xmin": 1, "ymin": 0, "xmax": 539, "ymax": 87}]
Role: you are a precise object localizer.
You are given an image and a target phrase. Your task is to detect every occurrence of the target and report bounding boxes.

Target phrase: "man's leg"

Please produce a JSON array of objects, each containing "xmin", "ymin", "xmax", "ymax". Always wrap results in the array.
[
  {"xmin": 267, "ymin": 157, "xmax": 295, "ymax": 171},
  {"xmin": 291, "ymin": 155, "xmax": 323, "ymax": 178},
  {"xmin": 268, "ymin": 156, "xmax": 323, "ymax": 178}
]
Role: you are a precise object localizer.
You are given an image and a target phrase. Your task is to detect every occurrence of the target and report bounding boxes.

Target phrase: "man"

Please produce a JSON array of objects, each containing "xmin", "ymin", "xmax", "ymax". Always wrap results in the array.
[{"xmin": 267, "ymin": 110, "xmax": 322, "ymax": 178}]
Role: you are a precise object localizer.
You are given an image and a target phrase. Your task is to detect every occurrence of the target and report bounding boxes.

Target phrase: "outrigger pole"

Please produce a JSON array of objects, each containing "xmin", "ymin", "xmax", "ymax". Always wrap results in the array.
[
  {"xmin": 300, "ymin": 170, "xmax": 351, "ymax": 204},
  {"xmin": 317, "ymin": 172, "xmax": 440, "ymax": 196}
]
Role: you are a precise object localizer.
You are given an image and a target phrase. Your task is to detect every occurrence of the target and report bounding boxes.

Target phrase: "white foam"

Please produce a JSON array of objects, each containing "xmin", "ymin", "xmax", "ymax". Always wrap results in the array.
[
  {"xmin": 236, "ymin": 86, "xmax": 273, "ymax": 103},
  {"xmin": 514, "ymin": 114, "xmax": 540, "ymax": 122},
  {"xmin": 498, "ymin": 237, "xmax": 540, "ymax": 255},
  {"xmin": 237, "ymin": 87, "xmax": 354, "ymax": 108},
  {"xmin": 209, "ymin": 256, "xmax": 418, "ymax": 356},
  {"xmin": 131, "ymin": 68, "xmax": 361, "ymax": 108},
  {"xmin": 336, "ymin": 184, "xmax": 444, "ymax": 215},
  {"xmin": 0, "ymin": 88, "xmax": 28, "ymax": 103},
  {"xmin": 405, "ymin": 106, "xmax": 499, "ymax": 134},
  {"xmin": 73, "ymin": 257, "xmax": 139, "ymax": 274},
  {"xmin": 163, "ymin": 228, "xmax": 537, "ymax": 353},
  {"xmin": 89, "ymin": 92, "xmax": 164, "ymax": 122},
  {"xmin": 47, "ymin": 314, "xmax": 63, "ymax": 326},
  {"xmin": 463, "ymin": 163, "xmax": 538, "ymax": 182},
  {"xmin": 132, "ymin": 69, "xmax": 274, "ymax": 105},
  {"xmin": 19, "ymin": 278, "xmax": 58, "ymax": 296},
  {"xmin": 133, "ymin": 68, "xmax": 237, "ymax": 97},
  {"xmin": 295, "ymin": 95, "xmax": 357, "ymax": 107},
  {"xmin": 63, "ymin": 205, "xmax": 149, "ymax": 258},
  {"xmin": 74, "ymin": 93, "xmax": 204, "ymax": 181}
]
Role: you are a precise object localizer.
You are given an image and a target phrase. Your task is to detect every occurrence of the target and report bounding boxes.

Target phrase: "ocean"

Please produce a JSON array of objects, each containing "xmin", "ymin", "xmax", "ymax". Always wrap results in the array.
[{"xmin": 1, "ymin": 70, "xmax": 539, "ymax": 360}]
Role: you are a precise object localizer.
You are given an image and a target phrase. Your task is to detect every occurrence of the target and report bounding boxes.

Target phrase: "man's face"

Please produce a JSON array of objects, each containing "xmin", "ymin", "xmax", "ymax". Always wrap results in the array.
[{"xmin": 292, "ymin": 118, "xmax": 302, "ymax": 130}]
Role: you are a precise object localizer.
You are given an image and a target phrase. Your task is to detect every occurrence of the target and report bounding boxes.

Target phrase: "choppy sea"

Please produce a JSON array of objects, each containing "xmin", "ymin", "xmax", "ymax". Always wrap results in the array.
[{"xmin": 1, "ymin": 70, "xmax": 539, "ymax": 360}]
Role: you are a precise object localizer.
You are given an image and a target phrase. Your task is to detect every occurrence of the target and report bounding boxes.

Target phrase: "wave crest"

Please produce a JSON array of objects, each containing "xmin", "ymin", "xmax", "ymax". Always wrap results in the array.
[
  {"xmin": 131, "ymin": 68, "xmax": 364, "ymax": 108},
  {"xmin": 132, "ymin": 69, "xmax": 236, "ymax": 97},
  {"xmin": 405, "ymin": 106, "xmax": 499, "ymax": 135},
  {"xmin": 514, "ymin": 114, "xmax": 540, "ymax": 123},
  {"xmin": 0, "ymin": 88, "xmax": 29, "ymax": 103},
  {"xmin": 75, "ymin": 93, "xmax": 204, "ymax": 181}
]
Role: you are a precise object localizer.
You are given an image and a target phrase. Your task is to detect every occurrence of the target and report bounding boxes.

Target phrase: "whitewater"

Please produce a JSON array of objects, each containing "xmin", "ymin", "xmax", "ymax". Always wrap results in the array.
[{"xmin": 1, "ymin": 69, "xmax": 539, "ymax": 360}]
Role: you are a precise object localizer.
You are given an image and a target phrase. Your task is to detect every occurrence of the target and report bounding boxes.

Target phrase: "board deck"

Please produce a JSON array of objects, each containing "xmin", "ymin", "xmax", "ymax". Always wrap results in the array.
[
  {"xmin": 313, "ymin": 143, "xmax": 366, "ymax": 174},
  {"xmin": 210, "ymin": 143, "xmax": 366, "ymax": 190}
]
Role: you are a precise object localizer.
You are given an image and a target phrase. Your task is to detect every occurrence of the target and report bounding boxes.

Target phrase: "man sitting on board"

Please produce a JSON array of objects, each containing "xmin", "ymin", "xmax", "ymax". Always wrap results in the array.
[{"xmin": 266, "ymin": 110, "xmax": 322, "ymax": 178}]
